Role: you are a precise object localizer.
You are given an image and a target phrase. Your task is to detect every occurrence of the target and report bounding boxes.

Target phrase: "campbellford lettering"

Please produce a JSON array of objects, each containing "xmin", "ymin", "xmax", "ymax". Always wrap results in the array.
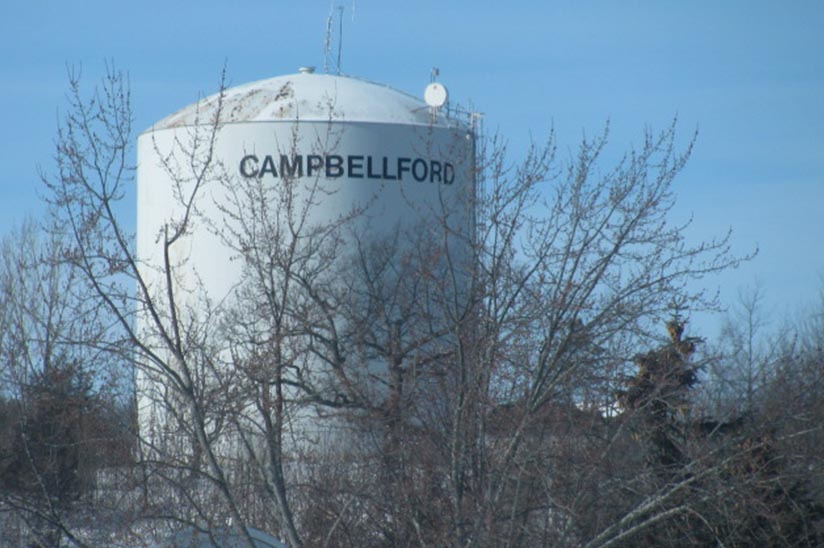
[{"xmin": 239, "ymin": 154, "xmax": 455, "ymax": 185}]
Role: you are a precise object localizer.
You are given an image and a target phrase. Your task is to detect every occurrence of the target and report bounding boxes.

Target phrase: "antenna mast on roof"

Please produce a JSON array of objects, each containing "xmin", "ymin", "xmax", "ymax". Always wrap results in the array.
[
  {"xmin": 336, "ymin": 5, "xmax": 344, "ymax": 74},
  {"xmin": 324, "ymin": 3, "xmax": 347, "ymax": 75}
]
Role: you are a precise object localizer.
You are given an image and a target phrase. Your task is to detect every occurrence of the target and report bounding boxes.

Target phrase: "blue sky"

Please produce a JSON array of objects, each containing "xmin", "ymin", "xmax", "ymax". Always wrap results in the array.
[{"xmin": 1, "ymin": 1, "xmax": 823, "ymax": 336}]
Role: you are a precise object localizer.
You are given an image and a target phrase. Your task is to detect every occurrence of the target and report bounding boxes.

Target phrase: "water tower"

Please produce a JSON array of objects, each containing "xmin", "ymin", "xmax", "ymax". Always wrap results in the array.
[{"xmin": 135, "ymin": 68, "xmax": 475, "ymax": 456}]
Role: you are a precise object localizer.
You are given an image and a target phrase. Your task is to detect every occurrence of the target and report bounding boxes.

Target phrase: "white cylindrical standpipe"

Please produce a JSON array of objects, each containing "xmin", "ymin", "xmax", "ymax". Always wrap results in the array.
[{"xmin": 136, "ymin": 72, "xmax": 474, "ymax": 456}]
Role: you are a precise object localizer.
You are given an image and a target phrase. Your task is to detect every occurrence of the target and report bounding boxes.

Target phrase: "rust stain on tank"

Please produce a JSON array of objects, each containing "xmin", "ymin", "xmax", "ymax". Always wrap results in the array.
[
  {"xmin": 267, "ymin": 82, "xmax": 295, "ymax": 119},
  {"xmin": 273, "ymin": 82, "xmax": 293, "ymax": 102},
  {"xmin": 157, "ymin": 80, "xmax": 303, "ymax": 127},
  {"xmin": 225, "ymin": 88, "xmax": 266, "ymax": 122}
]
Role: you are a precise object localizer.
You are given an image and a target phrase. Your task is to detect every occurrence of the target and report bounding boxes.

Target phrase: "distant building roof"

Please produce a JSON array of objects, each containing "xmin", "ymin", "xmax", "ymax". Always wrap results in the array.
[{"xmin": 152, "ymin": 526, "xmax": 289, "ymax": 548}]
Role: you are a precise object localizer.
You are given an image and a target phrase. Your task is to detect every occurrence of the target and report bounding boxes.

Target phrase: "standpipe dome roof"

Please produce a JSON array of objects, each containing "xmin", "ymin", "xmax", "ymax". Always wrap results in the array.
[{"xmin": 148, "ymin": 71, "xmax": 459, "ymax": 131}]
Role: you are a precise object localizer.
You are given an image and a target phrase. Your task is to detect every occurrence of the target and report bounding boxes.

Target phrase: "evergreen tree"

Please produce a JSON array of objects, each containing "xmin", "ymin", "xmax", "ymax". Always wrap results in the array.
[{"xmin": 617, "ymin": 321, "xmax": 824, "ymax": 547}]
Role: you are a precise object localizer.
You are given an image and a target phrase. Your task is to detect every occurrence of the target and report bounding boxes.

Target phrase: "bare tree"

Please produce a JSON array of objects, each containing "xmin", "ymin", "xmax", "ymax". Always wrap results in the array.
[
  {"xmin": 0, "ymin": 220, "xmax": 131, "ymax": 548},
  {"xmin": 427, "ymin": 123, "xmax": 744, "ymax": 547},
  {"xmin": 42, "ymin": 64, "xmax": 359, "ymax": 548},
  {"xmin": 251, "ymin": 122, "xmax": 747, "ymax": 546},
  {"xmin": 700, "ymin": 283, "xmax": 784, "ymax": 416},
  {"xmin": 39, "ymin": 65, "xmax": 255, "ymax": 546},
  {"xmin": 35, "ymin": 63, "xmax": 784, "ymax": 548}
]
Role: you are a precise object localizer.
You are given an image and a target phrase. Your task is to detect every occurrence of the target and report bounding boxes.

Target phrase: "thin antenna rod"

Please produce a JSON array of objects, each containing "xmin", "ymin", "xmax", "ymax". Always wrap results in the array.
[
  {"xmin": 336, "ymin": 5, "xmax": 344, "ymax": 74},
  {"xmin": 324, "ymin": 4, "xmax": 334, "ymax": 73}
]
